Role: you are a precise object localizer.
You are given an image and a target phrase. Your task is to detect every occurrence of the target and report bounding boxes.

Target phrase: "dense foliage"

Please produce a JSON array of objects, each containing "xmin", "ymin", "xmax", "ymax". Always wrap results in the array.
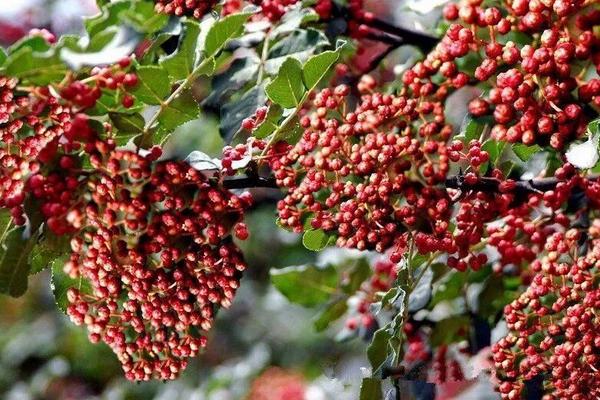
[{"xmin": 0, "ymin": 0, "xmax": 600, "ymax": 399}]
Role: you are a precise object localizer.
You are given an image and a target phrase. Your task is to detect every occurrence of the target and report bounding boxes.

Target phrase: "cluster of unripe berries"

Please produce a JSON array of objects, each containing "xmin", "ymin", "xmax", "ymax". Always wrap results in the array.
[
  {"xmin": 493, "ymin": 227, "xmax": 600, "ymax": 400},
  {"xmin": 65, "ymin": 148, "xmax": 251, "ymax": 381}
]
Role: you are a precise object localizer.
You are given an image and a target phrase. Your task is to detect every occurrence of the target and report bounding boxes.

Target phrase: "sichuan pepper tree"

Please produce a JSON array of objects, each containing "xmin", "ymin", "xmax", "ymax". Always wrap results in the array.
[{"xmin": 0, "ymin": 0, "xmax": 599, "ymax": 399}]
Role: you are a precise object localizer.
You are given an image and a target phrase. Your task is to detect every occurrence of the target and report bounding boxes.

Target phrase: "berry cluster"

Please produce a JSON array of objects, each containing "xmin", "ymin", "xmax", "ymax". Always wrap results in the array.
[
  {"xmin": 266, "ymin": 83, "xmax": 453, "ymax": 256},
  {"xmin": 0, "ymin": 58, "xmax": 138, "ymax": 232},
  {"xmin": 154, "ymin": 0, "xmax": 218, "ymax": 19},
  {"xmin": 438, "ymin": 0, "xmax": 598, "ymax": 149},
  {"xmin": 62, "ymin": 58, "xmax": 138, "ymax": 109},
  {"xmin": 64, "ymin": 148, "xmax": 252, "ymax": 381},
  {"xmin": 0, "ymin": 47, "xmax": 253, "ymax": 380},
  {"xmin": 493, "ymin": 227, "xmax": 600, "ymax": 400},
  {"xmin": 0, "ymin": 78, "xmax": 90, "ymax": 227},
  {"xmin": 157, "ymin": 0, "xmax": 334, "ymax": 22}
]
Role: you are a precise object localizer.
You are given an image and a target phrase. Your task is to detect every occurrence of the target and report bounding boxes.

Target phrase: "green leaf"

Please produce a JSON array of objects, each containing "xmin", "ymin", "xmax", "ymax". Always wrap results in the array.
[
  {"xmin": 130, "ymin": 65, "xmax": 171, "ymax": 105},
  {"xmin": 266, "ymin": 58, "xmax": 306, "ymax": 109},
  {"xmin": 430, "ymin": 316, "xmax": 471, "ymax": 346},
  {"xmin": 0, "ymin": 209, "xmax": 11, "ymax": 236},
  {"xmin": 371, "ymin": 287, "xmax": 406, "ymax": 316},
  {"xmin": 314, "ymin": 297, "xmax": 348, "ymax": 332},
  {"xmin": 477, "ymin": 275, "xmax": 520, "ymax": 320},
  {"xmin": 84, "ymin": 1, "xmax": 130, "ymax": 37},
  {"xmin": 512, "ymin": 143, "xmax": 543, "ymax": 162},
  {"xmin": 4, "ymin": 46, "xmax": 67, "ymax": 85},
  {"xmin": 360, "ymin": 378, "xmax": 383, "ymax": 400},
  {"xmin": 408, "ymin": 269, "xmax": 433, "ymax": 313},
  {"xmin": 204, "ymin": 12, "xmax": 253, "ymax": 58},
  {"xmin": 270, "ymin": 264, "xmax": 338, "ymax": 307},
  {"xmin": 204, "ymin": 56, "xmax": 260, "ymax": 106},
  {"xmin": 193, "ymin": 56, "xmax": 216, "ymax": 76},
  {"xmin": 51, "ymin": 256, "xmax": 92, "ymax": 314},
  {"xmin": 139, "ymin": 18, "xmax": 184, "ymax": 64},
  {"xmin": 480, "ymin": 139, "xmax": 506, "ymax": 173},
  {"xmin": 483, "ymin": 139, "xmax": 505, "ymax": 164},
  {"xmin": 498, "ymin": 30, "xmax": 533, "ymax": 46},
  {"xmin": 160, "ymin": 21, "xmax": 201, "ymax": 81},
  {"xmin": 343, "ymin": 258, "xmax": 371, "ymax": 295},
  {"xmin": 220, "ymin": 83, "xmax": 267, "ymax": 141},
  {"xmin": 88, "ymin": 91, "xmax": 143, "ymax": 116},
  {"xmin": 430, "ymin": 271, "xmax": 466, "ymax": 307},
  {"xmin": 253, "ymin": 104, "xmax": 284, "ymax": 139},
  {"xmin": 455, "ymin": 51, "xmax": 482, "ymax": 76},
  {"xmin": 272, "ymin": 5, "xmax": 319, "ymax": 36},
  {"xmin": 460, "ymin": 116, "xmax": 490, "ymax": 143},
  {"xmin": 367, "ymin": 328, "xmax": 392, "ymax": 373},
  {"xmin": 8, "ymin": 35, "xmax": 52, "ymax": 53},
  {"xmin": 588, "ymin": 118, "xmax": 600, "ymax": 134},
  {"xmin": 0, "ymin": 47, "xmax": 7, "ymax": 67},
  {"xmin": 59, "ymin": 26, "xmax": 141, "ymax": 70},
  {"xmin": 272, "ymin": 114, "xmax": 303, "ymax": 144},
  {"xmin": 265, "ymin": 28, "xmax": 329, "ymax": 74},
  {"xmin": 121, "ymin": 1, "xmax": 169, "ymax": 33},
  {"xmin": 109, "ymin": 112, "xmax": 146, "ymax": 145},
  {"xmin": 302, "ymin": 49, "xmax": 340, "ymax": 90},
  {"xmin": 302, "ymin": 229, "xmax": 333, "ymax": 252},
  {"xmin": 29, "ymin": 231, "xmax": 71, "ymax": 275},
  {"xmin": 156, "ymin": 89, "xmax": 200, "ymax": 144},
  {"xmin": 85, "ymin": 28, "xmax": 118, "ymax": 52},
  {"xmin": 0, "ymin": 226, "xmax": 37, "ymax": 297}
]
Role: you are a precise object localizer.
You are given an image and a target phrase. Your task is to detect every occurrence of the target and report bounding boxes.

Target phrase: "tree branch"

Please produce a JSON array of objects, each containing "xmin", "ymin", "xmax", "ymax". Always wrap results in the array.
[
  {"xmin": 445, "ymin": 175, "xmax": 560, "ymax": 195},
  {"xmin": 223, "ymin": 175, "xmax": 278, "ymax": 190},
  {"xmin": 337, "ymin": 2, "xmax": 439, "ymax": 52},
  {"xmin": 357, "ymin": 15, "xmax": 439, "ymax": 52}
]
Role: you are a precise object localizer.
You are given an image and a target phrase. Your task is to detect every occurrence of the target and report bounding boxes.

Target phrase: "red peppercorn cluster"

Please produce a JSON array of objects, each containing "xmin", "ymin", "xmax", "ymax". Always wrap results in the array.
[
  {"xmin": 492, "ymin": 226, "xmax": 600, "ymax": 400},
  {"xmin": 221, "ymin": 137, "xmax": 266, "ymax": 176},
  {"xmin": 62, "ymin": 58, "xmax": 138, "ymax": 109},
  {"xmin": 262, "ymin": 76, "xmax": 561, "ymax": 267},
  {"xmin": 266, "ymin": 83, "xmax": 454, "ymax": 256},
  {"xmin": 0, "ymin": 78, "xmax": 94, "ymax": 227},
  {"xmin": 437, "ymin": 0, "xmax": 599, "ymax": 149},
  {"xmin": 249, "ymin": 0, "xmax": 299, "ymax": 21},
  {"xmin": 154, "ymin": 0, "xmax": 218, "ymax": 19},
  {"xmin": 222, "ymin": 0, "xmax": 332, "ymax": 21},
  {"xmin": 0, "ymin": 58, "xmax": 138, "ymax": 232},
  {"xmin": 64, "ymin": 147, "xmax": 252, "ymax": 381}
]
